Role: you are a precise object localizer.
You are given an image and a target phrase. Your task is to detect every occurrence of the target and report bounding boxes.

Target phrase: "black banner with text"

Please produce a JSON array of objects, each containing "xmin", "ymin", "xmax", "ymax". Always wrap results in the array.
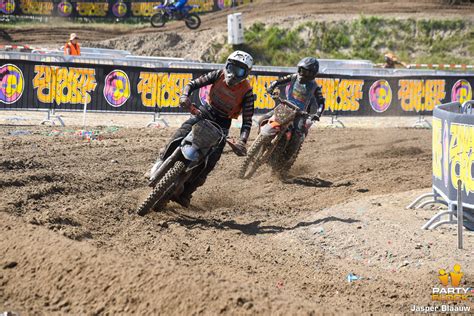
[{"xmin": 1, "ymin": 59, "xmax": 473, "ymax": 115}]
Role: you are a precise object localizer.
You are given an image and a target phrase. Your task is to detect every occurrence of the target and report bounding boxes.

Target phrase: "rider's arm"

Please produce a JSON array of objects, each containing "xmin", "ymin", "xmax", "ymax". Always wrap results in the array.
[
  {"xmin": 240, "ymin": 90, "xmax": 255, "ymax": 144},
  {"xmin": 266, "ymin": 74, "xmax": 295, "ymax": 94},
  {"xmin": 313, "ymin": 84, "xmax": 325, "ymax": 117},
  {"xmin": 181, "ymin": 70, "xmax": 221, "ymax": 97}
]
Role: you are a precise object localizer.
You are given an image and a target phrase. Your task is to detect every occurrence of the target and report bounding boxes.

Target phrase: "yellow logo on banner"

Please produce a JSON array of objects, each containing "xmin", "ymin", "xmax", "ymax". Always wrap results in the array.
[
  {"xmin": 19, "ymin": 0, "xmax": 53, "ymax": 15},
  {"xmin": 316, "ymin": 78, "xmax": 364, "ymax": 111},
  {"xmin": 248, "ymin": 75, "xmax": 278, "ymax": 110},
  {"xmin": 449, "ymin": 123, "xmax": 474, "ymax": 193},
  {"xmin": 131, "ymin": 2, "xmax": 161, "ymax": 16},
  {"xmin": 33, "ymin": 65, "xmax": 97, "ymax": 105},
  {"xmin": 432, "ymin": 117, "xmax": 443, "ymax": 179},
  {"xmin": 137, "ymin": 72, "xmax": 192, "ymax": 108},
  {"xmin": 188, "ymin": 0, "xmax": 214, "ymax": 12},
  {"xmin": 76, "ymin": 2, "xmax": 108, "ymax": 16},
  {"xmin": 398, "ymin": 79, "xmax": 446, "ymax": 112}
]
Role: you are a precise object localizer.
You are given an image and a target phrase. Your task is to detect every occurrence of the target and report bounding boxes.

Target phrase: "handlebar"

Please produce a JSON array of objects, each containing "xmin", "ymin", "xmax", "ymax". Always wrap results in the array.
[{"xmin": 273, "ymin": 96, "xmax": 320, "ymax": 121}]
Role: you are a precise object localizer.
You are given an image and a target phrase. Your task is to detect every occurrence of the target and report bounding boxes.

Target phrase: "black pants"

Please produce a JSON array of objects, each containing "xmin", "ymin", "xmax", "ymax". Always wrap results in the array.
[{"xmin": 168, "ymin": 114, "xmax": 231, "ymax": 198}]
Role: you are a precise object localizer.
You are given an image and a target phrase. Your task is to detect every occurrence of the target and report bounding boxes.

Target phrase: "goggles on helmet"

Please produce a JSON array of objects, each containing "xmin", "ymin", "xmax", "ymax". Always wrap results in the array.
[
  {"xmin": 226, "ymin": 63, "xmax": 247, "ymax": 78},
  {"xmin": 298, "ymin": 67, "xmax": 314, "ymax": 78}
]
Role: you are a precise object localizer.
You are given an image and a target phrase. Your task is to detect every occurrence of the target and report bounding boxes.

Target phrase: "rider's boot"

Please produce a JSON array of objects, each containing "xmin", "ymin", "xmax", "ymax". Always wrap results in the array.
[
  {"xmin": 171, "ymin": 171, "xmax": 206, "ymax": 208},
  {"xmin": 171, "ymin": 188, "xmax": 192, "ymax": 208}
]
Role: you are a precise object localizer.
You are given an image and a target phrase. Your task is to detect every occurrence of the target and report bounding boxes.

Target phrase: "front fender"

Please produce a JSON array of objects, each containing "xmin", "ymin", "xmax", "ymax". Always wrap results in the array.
[
  {"xmin": 260, "ymin": 123, "xmax": 280, "ymax": 137},
  {"xmin": 181, "ymin": 144, "xmax": 200, "ymax": 161}
]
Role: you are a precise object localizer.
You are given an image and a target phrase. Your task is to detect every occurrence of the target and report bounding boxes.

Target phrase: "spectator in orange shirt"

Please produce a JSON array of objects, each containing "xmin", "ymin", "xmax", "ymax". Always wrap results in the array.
[{"xmin": 64, "ymin": 33, "xmax": 80, "ymax": 56}]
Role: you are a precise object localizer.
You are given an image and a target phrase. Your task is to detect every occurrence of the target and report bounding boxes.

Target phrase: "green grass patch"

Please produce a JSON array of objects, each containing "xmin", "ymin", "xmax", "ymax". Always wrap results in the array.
[{"xmin": 216, "ymin": 16, "xmax": 474, "ymax": 66}]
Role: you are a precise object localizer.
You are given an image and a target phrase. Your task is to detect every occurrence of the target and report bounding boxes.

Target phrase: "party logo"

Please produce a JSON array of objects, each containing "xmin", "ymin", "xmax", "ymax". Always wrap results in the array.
[
  {"xmin": 369, "ymin": 79, "xmax": 392, "ymax": 113},
  {"xmin": 57, "ymin": 1, "xmax": 73, "ymax": 17},
  {"xmin": 104, "ymin": 70, "xmax": 130, "ymax": 107},
  {"xmin": 0, "ymin": 0, "xmax": 15, "ymax": 14},
  {"xmin": 112, "ymin": 1, "xmax": 127, "ymax": 18},
  {"xmin": 0, "ymin": 64, "xmax": 24, "ymax": 104},
  {"xmin": 451, "ymin": 80, "xmax": 472, "ymax": 104}
]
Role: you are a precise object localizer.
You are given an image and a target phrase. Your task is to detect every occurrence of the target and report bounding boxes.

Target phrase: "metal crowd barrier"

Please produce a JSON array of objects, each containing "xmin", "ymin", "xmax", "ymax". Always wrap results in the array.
[
  {"xmin": 1, "ymin": 49, "xmax": 377, "ymax": 73},
  {"xmin": 407, "ymin": 100, "xmax": 474, "ymax": 238}
]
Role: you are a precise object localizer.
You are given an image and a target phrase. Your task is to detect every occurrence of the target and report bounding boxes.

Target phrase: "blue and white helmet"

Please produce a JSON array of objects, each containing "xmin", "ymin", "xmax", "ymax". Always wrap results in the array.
[{"xmin": 224, "ymin": 50, "xmax": 253, "ymax": 86}]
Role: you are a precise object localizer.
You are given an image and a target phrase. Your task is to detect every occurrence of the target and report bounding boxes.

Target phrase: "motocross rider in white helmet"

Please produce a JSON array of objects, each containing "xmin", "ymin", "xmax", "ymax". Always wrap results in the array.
[{"xmin": 150, "ymin": 50, "xmax": 256, "ymax": 208}]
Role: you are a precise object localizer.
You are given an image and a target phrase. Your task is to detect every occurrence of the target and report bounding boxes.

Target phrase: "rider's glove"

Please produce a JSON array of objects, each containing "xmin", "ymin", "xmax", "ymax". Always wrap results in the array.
[
  {"xmin": 190, "ymin": 104, "xmax": 201, "ymax": 117},
  {"xmin": 234, "ymin": 139, "xmax": 247, "ymax": 157},
  {"xmin": 179, "ymin": 95, "xmax": 191, "ymax": 109}
]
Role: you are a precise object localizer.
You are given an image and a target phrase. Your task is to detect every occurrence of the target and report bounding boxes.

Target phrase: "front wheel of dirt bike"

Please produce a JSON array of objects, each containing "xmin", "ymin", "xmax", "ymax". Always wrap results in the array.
[
  {"xmin": 150, "ymin": 12, "xmax": 167, "ymax": 27},
  {"xmin": 184, "ymin": 13, "xmax": 201, "ymax": 29},
  {"xmin": 276, "ymin": 140, "xmax": 303, "ymax": 178},
  {"xmin": 137, "ymin": 161, "xmax": 186, "ymax": 216},
  {"xmin": 238, "ymin": 134, "xmax": 271, "ymax": 180}
]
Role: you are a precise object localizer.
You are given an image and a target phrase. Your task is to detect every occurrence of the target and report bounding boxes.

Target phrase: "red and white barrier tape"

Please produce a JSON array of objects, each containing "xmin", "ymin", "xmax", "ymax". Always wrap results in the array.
[
  {"xmin": 409, "ymin": 63, "xmax": 474, "ymax": 70},
  {"xmin": 0, "ymin": 45, "xmax": 32, "ymax": 51}
]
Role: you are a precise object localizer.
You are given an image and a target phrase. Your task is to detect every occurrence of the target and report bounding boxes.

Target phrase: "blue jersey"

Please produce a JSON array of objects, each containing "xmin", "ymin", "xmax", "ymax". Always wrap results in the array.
[
  {"xmin": 286, "ymin": 77, "xmax": 317, "ymax": 111},
  {"xmin": 268, "ymin": 73, "xmax": 325, "ymax": 115},
  {"xmin": 174, "ymin": 0, "xmax": 187, "ymax": 9}
]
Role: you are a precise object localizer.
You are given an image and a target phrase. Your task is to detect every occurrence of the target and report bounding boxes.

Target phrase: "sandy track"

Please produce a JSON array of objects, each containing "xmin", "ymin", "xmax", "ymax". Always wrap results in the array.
[{"xmin": 3, "ymin": 125, "xmax": 473, "ymax": 314}]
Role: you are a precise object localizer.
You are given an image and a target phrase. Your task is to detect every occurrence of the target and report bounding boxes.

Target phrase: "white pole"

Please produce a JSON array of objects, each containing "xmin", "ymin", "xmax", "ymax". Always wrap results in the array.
[
  {"xmin": 82, "ymin": 91, "xmax": 87, "ymax": 129},
  {"xmin": 457, "ymin": 179, "xmax": 463, "ymax": 250}
]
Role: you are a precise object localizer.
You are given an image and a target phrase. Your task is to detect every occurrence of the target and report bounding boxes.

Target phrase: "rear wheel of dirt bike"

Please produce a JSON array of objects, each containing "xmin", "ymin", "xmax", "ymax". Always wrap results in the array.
[
  {"xmin": 184, "ymin": 13, "xmax": 201, "ymax": 29},
  {"xmin": 150, "ymin": 12, "xmax": 167, "ymax": 27},
  {"xmin": 137, "ymin": 161, "xmax": 186, "ymax": 216},
  {"xmin": 238, "ymin": 134, "xmax": 271, "ymax": 179}
]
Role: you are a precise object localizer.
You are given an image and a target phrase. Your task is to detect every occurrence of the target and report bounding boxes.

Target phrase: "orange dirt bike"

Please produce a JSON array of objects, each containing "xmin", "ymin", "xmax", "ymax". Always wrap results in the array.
[
  {"xmin": 137, "ymin": 104, "xmax": 242, "ymax": 216},
  {"xmin": 238, "ymin": 97, "xmax": 316, "ymax": 179}
]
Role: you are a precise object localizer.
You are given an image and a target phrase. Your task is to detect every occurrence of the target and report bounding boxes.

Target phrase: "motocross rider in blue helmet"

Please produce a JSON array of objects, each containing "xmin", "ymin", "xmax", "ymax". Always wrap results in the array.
[{"xmin": 163, "ymin": 0, "xmax": 188, "ymax": 18}]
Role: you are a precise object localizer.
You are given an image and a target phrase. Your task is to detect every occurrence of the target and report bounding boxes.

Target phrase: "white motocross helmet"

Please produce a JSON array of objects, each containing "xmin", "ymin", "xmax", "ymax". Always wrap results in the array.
[{"xmin": 224, "ymin": 50, "xmax": 253, "ymax": 86}]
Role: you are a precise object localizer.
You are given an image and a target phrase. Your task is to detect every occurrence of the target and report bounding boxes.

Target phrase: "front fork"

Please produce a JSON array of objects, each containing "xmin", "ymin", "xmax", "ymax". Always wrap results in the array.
[
  {"xmin": 148, "ymin": 148, "xmax": 184, "ymax": 187},
  {"xmin": 258, "ymin": 124, "xmax": 287, "ymax": 163}
]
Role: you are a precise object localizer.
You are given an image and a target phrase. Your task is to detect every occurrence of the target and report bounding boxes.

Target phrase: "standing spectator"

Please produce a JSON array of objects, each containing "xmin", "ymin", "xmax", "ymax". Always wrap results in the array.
[
  {"xmin": 381, "ymin": 52, "xmax": 409, "ymax": 69},
  {"xmin": 64, "ymin": 33, "xmax": 80, "ymax": 56}
]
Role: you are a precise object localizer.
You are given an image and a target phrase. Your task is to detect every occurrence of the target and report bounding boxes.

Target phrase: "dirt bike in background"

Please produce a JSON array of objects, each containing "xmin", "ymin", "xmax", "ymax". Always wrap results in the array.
[
  {"xmin": 137, "ymin": 104, "xmax": 241, "ymax": 216},
  {"xmin": 238, "ymin": 96, "xmax": 317, "ymax": 180},
  {"xmin": 150, "ymin": 4, "xmax": 201, "ymax": 29}
]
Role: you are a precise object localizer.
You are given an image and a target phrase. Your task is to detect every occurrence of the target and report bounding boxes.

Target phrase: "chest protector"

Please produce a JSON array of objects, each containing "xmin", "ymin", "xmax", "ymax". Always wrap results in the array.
[
  {"xmin": 208, "ymin": 73, "xmax": 251, "ymax": 119},
  {"xmin": 286, "ymin": 76, "xmax": 316, "ymax": 111}
]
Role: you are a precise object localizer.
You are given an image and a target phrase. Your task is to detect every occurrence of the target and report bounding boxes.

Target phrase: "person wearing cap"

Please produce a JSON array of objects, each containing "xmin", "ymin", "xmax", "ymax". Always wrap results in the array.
[
  {"xmin": 381, "ymin": 52, "xmax": 408, "ymax": 69},
  {"xmin": 64, "ymin": 33, "xmax": 80, "ymax": 56}
]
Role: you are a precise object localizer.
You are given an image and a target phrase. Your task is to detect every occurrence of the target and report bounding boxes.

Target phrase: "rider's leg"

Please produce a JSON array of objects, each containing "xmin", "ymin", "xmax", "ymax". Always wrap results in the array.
[
  {"xmin": 280, "ymin": 115, "xmax": 306, "ymax": 176},
  {"xmin": 147, "ymin": 116, "xmax": 199, "ymax": 178},
  {"xmin": 173, "ymin": 138, "xmax": 226, "ymax": 207},
  {"xmin": 286, "ymin": 114, "xmax": 306, "ymax": 154},
  {"xmin": 173, "ymin": 117, "xmax": 231, "ymax": 207}
]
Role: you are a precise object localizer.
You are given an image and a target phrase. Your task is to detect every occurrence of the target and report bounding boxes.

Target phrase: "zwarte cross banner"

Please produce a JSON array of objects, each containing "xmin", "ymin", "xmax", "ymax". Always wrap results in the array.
[{"xmin": 1, "ymin": 59, "xmax": 473, "ymax": 116}]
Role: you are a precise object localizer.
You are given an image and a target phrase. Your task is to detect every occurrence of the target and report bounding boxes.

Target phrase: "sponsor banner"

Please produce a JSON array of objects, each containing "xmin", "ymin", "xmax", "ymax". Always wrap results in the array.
[
  {"xmin": 432, "ymin": 102, "xmax": 474, "ymax": 208},
  {"xmin": 0, "ymin": 0, "xmax": 254, "ymax": 17},
  {"xmin": 315, "ymin": 75, "xmax": 473, "ymax": 116},
  {"xmin": 1, "ymin": 59, "xmax": 473, "ymax": 117}
]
